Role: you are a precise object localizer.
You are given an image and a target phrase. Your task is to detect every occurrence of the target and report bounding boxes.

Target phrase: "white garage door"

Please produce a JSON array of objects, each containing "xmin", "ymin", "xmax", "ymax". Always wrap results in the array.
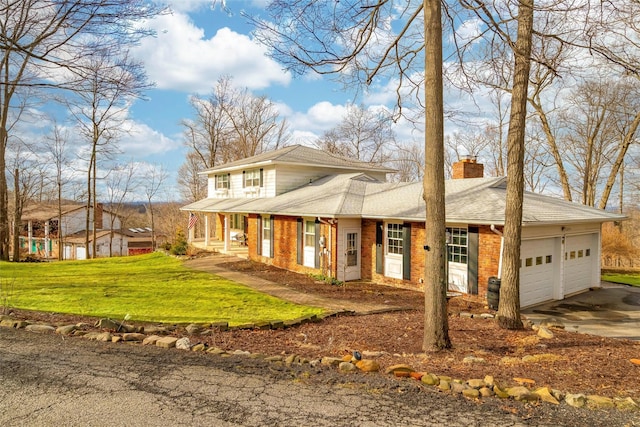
[
  {"xmin": 563, "ymin": 234, "xmax": 597, "ymax": 295},
  {"xmin": 520, "ymin": 238, "xmax": 556, "ymax": 308},
  {"xmin": 76, "ymin": 246, "xmax": 87, "ymax": 260}
]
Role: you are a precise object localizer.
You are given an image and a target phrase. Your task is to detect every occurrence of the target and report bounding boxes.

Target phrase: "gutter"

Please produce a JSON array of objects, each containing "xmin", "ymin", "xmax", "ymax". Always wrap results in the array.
[{"xmin": 490, "ymin": 224, "xmax": 504, "ymax": 279}]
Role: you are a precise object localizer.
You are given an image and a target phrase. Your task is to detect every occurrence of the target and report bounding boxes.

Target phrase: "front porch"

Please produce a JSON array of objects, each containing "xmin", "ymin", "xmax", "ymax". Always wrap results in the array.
[{"xmin": 189, "ymin": 238, "xmax": 249, "ymax": 258}]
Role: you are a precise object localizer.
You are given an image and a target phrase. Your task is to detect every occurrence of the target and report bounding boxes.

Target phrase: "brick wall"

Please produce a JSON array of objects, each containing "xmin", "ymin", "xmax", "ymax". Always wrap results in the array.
[
  {"xmin": 249, "ymin": 215, "xmax": 335, "ymax": 277},
  {"xmin": 476, "ymin": 225, "xmax": 502, "ymax": 301},
  {"xmin": 452, "ymin": 160, "xmax": 484, "ymax": 179}
]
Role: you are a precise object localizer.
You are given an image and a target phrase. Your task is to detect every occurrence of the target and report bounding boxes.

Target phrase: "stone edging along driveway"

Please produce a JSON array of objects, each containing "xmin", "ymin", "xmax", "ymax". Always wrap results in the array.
[{"xmin": 1, "ymin": 313, "xmax": 638, "ymax": 414}]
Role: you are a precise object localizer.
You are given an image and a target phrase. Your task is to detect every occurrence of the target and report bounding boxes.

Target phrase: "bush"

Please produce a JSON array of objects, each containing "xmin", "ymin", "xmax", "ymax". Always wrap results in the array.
[{"xmin": 169, "ymin": 230, "xmax": 188, "ymax": 256}]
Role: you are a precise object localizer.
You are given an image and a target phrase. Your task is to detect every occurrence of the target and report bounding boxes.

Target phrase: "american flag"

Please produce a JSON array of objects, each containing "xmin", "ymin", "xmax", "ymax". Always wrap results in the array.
[{"xmin": 188, "ymin": 212, "xmax": 198, "ymax": 230}]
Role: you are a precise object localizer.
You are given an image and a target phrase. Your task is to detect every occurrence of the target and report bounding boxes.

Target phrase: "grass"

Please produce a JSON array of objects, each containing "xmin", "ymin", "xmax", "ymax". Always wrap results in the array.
[
  {"xmin": 601, "ymin": 273, "xmax": 640, "ymax": 287},
  {"xmin": 0, "ymin": 253, "xmax": 324, "ymax": 325}
]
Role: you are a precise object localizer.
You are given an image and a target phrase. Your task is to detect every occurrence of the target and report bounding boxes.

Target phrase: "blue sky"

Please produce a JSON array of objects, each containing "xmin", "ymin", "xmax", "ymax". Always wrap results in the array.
[
  {"xmin": 104, "ymin": 0, "xmax": 493, "ymax": 199},
  {"xmin": 120, "ymin": 1, "xmax": 378, "ymax": 192}
]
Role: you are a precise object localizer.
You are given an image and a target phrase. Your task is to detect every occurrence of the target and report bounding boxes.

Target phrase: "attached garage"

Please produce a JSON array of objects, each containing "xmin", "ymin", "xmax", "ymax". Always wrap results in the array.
[
  {"xmin": 563, "ymin": 233, "xmax": 599, "ymax": 296},
  {"xmin": 520, "ymin": 237, "xmax": 557, "ymax": 308}
]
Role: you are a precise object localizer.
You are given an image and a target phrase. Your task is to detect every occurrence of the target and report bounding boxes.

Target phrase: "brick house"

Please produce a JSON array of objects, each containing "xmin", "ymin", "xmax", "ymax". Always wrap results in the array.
[{"xmin": 182, "ymin": 145, "xmax": 624, "ymax": 308}]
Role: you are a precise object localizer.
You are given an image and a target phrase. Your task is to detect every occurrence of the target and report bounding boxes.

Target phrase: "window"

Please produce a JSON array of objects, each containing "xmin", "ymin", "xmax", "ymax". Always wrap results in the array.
[
  {"xmin": 447, "ymin": 227, "xmax": 468, "ymax": 264},
  {"xmin": 525, "ymin": 258, "xmax": 533, "ymax": 267},
  {"xmin": 387, "ymin": 223, "xmax": 403, "ymax": 255},
  {"xmin": 586, "ymin": 249, "xmax": 590, "ymax": 257},
  {"xmin": 546, "ymin": 255, "xmax": 552, "ymax": 264},
  {"xmin": 244, "ymin": 169, "xmax": 261, "ymax": 187},
  {"xmin": 346, "ymin": 232, "xmax": 357, "ymax": 266},
  {"xmin": 536, "ymin": 256, "xmax": 543, "ymax": 265},
  {"xmin": 216, "ymin": 174, "xmax": 229, "ymax": 190},
  {"xmin": 304, "ymin": 221, "xmax": 315, "ymax": 248}
]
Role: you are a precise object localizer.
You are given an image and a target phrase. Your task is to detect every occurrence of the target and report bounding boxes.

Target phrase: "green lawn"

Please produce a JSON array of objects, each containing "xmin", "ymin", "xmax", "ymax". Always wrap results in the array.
[
  {"xmin": 0, "ymin": 253, "xmax": 324, "ymax": 325},
  {"xmin": 601, "ymin": 273, "xmax": 640, "ymax": 287}
]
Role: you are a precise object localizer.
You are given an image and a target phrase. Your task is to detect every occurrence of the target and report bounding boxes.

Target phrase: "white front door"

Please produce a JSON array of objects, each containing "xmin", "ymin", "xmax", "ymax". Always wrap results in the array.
[
  {"xmin": 447, "ymin": 227, "xmax": 468, "ymax": 293},
  {"xmin": 343, "ymin": 229, "xmax": 361, "ymax": 281},
  {"xmin": 384, "ymin": 222, "xmax": 403, "ymax": 279},
  {"xmin": 303, "ymin": 220, "xmax": 316, "ymax": 268}
]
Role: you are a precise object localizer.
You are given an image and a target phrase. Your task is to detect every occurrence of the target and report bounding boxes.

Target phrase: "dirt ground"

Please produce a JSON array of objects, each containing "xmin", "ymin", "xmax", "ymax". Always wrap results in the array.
[{"xmin": 9, "ymin": 257, "xmax": 640, "ymax": 402}]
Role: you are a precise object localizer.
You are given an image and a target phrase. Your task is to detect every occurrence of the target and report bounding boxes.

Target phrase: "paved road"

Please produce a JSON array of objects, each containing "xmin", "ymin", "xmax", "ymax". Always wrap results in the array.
[{"xmin": 1, "ymin": 328, "xmax": 636, "ymax": 426}]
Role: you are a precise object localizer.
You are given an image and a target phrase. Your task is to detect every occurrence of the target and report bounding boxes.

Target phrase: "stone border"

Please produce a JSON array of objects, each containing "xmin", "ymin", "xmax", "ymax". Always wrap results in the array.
[{"xmin": 1, "ymin": 314, "xmax": 638, "ymax": 413}]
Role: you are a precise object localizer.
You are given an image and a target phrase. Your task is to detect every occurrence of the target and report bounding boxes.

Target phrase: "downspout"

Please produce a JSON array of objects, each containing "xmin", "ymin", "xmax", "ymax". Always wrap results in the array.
[{"xmin": 490, "ymin": 224, "xmax": 503, "ymax": 279}]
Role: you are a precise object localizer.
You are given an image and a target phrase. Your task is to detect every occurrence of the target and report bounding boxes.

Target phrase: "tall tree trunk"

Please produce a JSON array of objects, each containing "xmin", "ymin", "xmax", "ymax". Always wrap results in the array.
[
  {"xmin": 57, "ymin": 177, "xmax": 63, "ymax": 261},
  {"xmin": 92, "ymin": 154, "xmax": 97, "ymax": 258},
  {"xmin": 12, "ymin": 168, "xmax": 20, "ymax": 261},
  {"xmin": 422, "ymin": 0, "xmax": 451, "ymax": 351},
  {"xmin": 0, "ymin": 126, "xmax": 9, "ymax": 261},
  {"xmin": 497, "ymin": 0, "xmax": 534, "ymax": 330}
]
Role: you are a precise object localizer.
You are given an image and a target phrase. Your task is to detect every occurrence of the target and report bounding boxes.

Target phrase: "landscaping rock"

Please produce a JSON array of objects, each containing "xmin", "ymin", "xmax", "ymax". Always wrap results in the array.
[
  {"xmin": 467, "ymin": 379, "xmax": 485, "ymax": 389},
  {"xmin": 534, "ymin": 387, "xmax": 560, "ymax": 405},
  {"xmin": 384, "ymin": 364, "xmax": 414, "ymax": 375},
  {"xmin": 508, "ymin": 386, "xmax": 538, "ymax": 402},
  {"xmin": 55, "ymin": 325, "xmax": 76, "ymax": 335},
  {"xmin": 462, "ymin": 355, "xmax": 485, "ymax": 364},
  {"xmin": 207, "ymin": 347, "xmax": 227, "ymax": 355},
  {"xmin": 121, "ymin": 333, "xmax": 145, "ymax": 342},
  {"xmin": 438, "ymin": 380, "xmax": 451, "ymax": 392},
  {"xmin": 97, "ymin": 332, "xmax": 112, "ymax": 342},
  {"xmin": 614, "ymin": 397, "xmax": 639, "ymax": 412},
  {"xmin": 462, "ymin": 388, "xmax": 480, "ymax": 399},
  {"xmin": 540, "ymin": 317, "xmax": 565, "ymax": 329},
  {"xmin": 176, "ymin": 337, "xmax": 191, "ymax": 350},
  {"xmin": 493, "ymin": 384, "xmax": 510, "ymax": 399},
  {"xmin": 25, "ymin": 324, "xmax": 55, "ymax": 333},
  {"xmin": 421, "ymin": 374, "xmax": 439, "ymax": 386},
  {"xmin": 479, "ymin": 387, "xmax": 494, "ymax": 397},
  {"xmin": 321, "ymin": 357, "xmax": 342, "ymax": 366},
  {"xmin": 565, "ymin": 393, "xmax": 587, "ymax": 408},
  {"xmin": 191, "ymin": 343, "xmax": 206, "ymax": 352},
  {"xmin": 355, "ymin": 359, "xmax": 380, "ymax": 372},
  {"xmin": 483, "ymin": 375, "xmax": 495, "ymax": 387},
  {"xmin": 587, "ymin": 395, "xmax": 615, "ymax": 409},
  {"xmin": 338, "ymin": 362, "xmax": 356, "ymax": 372},
  {"xmin": 537, "ymin": 326, "xmax": 554, "ymax": 339},
  {"xmin": 479, "ymin": 313, "xmax": 494, "ymax": 319},
  {"xmin": 95, "ymin": 318, "xmax": 120, "ymax": 330},
  {"xmin": 185, "ymin": 324, "xmax": 202, "ymax": 335},
  {"xmin": 156, "ymin": 336, "xmax": 178, "ymax": 349},
  {"xmin": 210, "ymin": 322, "xmax": 229, "ymax": 331},
  {"xmin": 142, "ymin": 335, "xmax": 161, "ymax": 346},
  {"xmin": 112, "ymin": 336, "xmax": 121, "ymax": 343},
  {"xmin": 450, "ymin": 382, "xmax": 467, "ymax": 394}
]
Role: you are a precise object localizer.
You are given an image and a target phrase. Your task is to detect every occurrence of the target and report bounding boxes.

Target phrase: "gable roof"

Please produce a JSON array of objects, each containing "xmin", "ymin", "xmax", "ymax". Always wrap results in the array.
[
  {"xmin": 199, "ymin": 144, "xmax": 396, "ymax": 175},
  {"xmin": 183, "ymin": 174, "xmax": 625, "ymax": 226}
]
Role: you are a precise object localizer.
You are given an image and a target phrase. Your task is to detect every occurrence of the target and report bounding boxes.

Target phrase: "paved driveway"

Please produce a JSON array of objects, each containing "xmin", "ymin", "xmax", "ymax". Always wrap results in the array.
[{"xmin": 522, "ymin": 283, "xmax": 640, "ymax": 341}]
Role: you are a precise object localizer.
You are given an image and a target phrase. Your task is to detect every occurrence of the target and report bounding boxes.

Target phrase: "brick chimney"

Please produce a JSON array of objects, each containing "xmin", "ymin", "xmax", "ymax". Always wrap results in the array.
[{"xmin": 452, "ymin": 155, "xmax": 484, "ymax": 179}]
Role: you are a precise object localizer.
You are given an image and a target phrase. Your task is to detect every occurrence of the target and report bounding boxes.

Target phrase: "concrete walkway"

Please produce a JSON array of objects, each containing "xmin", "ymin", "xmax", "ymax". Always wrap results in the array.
[{"xmin": 183, "ymin": 254, "xmax": 410, "ymax": 315}]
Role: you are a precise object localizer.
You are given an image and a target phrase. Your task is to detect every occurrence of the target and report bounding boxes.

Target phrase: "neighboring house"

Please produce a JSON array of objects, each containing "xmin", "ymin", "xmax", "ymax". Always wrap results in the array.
[
  {"xmin": 181, "ymin": 145, "xmax": 625, "ymax": 308},
  {"xmin": 18, "ymin": 203, "xmax": 122, "ymax": 260}
]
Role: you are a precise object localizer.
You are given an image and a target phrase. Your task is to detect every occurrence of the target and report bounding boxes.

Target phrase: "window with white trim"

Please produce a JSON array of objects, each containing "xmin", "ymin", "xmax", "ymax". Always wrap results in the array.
[
  {"xmin": 261, "ymin": 216, "xmax": 272, "ymax": 258},
  {"xmin": 244, "ymin": 169, "xmax": 261, "ymax": 187},
  {"xmin": 216, "ymin": 174, "xmax": 229, "ymax": 189},
  {"xmin": 447, "ymin": 227, "xmax": 468, "ymax": 264},
  {"xmin": 304, "ymin": 221, "xmax": 315, "ymax": 248},
  {"xmin": 386, "ymin": 223, "xmax": 403, "ymax": 255}
]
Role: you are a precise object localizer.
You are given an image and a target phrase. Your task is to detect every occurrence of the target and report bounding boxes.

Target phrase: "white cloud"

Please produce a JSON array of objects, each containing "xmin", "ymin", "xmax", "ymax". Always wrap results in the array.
[
  {"xmin": 286, "ymin": 101, "xmax": 348, "ymax": 135},
  {"xmin": 132, "ymin": 11, "xmax": 290, "ymax": 93},
  {"xmin": 117, "ymin": 121, "xmax": 181, "ymax": 158}
]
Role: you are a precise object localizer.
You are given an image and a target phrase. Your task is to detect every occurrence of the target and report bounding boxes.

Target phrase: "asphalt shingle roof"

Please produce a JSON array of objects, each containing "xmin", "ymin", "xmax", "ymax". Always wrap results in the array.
[
  {"xmin": 199, "ymin": 145, "xmax": 396, "ymax": 174},
  {"xmin": 183, "ymin": 175, "xmax": 625, "ymax": 225}
]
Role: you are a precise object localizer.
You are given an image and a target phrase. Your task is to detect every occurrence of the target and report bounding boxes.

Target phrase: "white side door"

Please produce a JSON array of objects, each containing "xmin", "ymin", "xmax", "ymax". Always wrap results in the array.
[
  {"xmin": 343, "ymin": 229, "xmax": 361, "ymax": 281},
  {"xmin": 384, "ymin": 222, "xmax": 403, "ymax": 279}
]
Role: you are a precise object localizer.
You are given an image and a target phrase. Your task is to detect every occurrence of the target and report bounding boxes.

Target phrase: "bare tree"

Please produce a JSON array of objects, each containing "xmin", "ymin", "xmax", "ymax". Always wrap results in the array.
[
  {"xmin": 66, "ymin": 49, "xmax": 152, "ymax": 258},
  {"xmin": 177, "ymin": 151, "xmax": 208, "ymax": 203},
  {"xmin": 316, "ymin": 104, "xmax": 395, "ymax": 164},
  {"xmin": 105, "ymin": 162, "xmax": 137, "ymax": 256},
  {"xmin": 7, "ymin": 139, "xmax": 46, "ymax": 261},
  {"xmin": 0, "ymin": 0, "xmax": 163, "ymax": 261},
  {"xmin": 142, "ymin": 164, "xmax": 169, "ymax": 252},
  {"xmin": 181, "ymin": 76, "xmax": 235, "ymax": 169},
  {"xmin": 43, "ymin": 123, "xmax": 72, "ymax": 260}
]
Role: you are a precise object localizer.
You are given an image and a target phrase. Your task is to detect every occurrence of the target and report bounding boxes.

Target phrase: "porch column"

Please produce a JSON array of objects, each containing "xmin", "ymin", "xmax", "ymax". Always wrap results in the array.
[
  {"xmin": 204, "ymin": 214, "xmax": 210, "ymax": 246},
  {"xmin": 223, "ymin": 214, "xmax": 231, "ymax": 252},
  {"xmin": 28, "ymin": 221, "xmax": 33, "ymax": 255},
  {"xmin": 44, "ymin": 221, "xmax": 50, "ymax": 258},
  {"xmin": 188, "ymin": 216, "xmax": 195, "ymax": 242}
]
